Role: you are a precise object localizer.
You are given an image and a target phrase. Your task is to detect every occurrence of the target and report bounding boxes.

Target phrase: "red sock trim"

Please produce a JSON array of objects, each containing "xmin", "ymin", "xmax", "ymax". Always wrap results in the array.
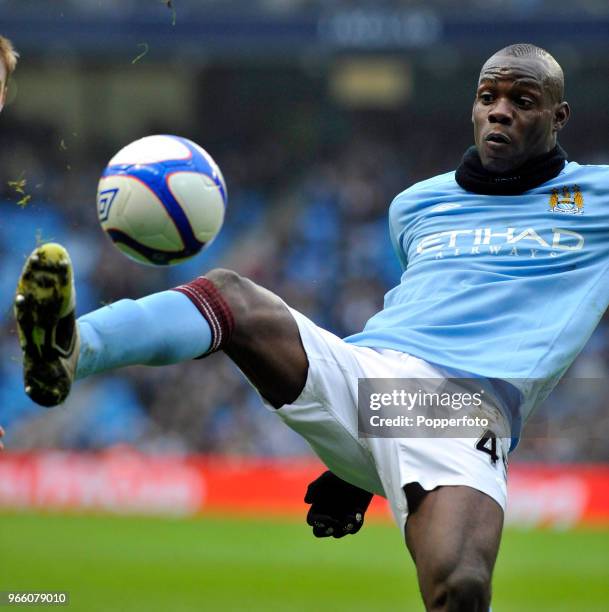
[{"xmin": 172, "ymin": 277, "xmax": 235, "ymax": 354}]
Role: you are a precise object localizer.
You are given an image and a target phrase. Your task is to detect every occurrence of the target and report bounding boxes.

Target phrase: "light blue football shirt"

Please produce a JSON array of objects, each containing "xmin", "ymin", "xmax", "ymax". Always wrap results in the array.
[{"xmin": 346, "ymin": 161, "xmax": 609, "ymax": 436}]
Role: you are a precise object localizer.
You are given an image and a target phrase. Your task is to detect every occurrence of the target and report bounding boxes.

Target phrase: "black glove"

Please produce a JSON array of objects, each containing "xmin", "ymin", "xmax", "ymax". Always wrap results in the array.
[{"xmin": 304, "ymin": 471, "xmax": 373, "ymax": 538}]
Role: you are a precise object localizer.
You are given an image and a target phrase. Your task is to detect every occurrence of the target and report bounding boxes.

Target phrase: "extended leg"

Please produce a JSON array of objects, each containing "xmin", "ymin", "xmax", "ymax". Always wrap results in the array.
[
  {"xmin": 78, "ymin": 268, "xmax": 308, "ymax": 407},
  {"xmin": 405, "ymin": 483, "xmax": 503, "ymax": 612},
  {"xmin": 15, "ymin": 244, "xmax": 308, "ymax": 408}
]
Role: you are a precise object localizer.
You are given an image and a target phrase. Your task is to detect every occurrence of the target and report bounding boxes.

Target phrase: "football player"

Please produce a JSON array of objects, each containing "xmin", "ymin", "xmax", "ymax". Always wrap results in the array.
[{"xmin": 17, "ymin": 44, "xmax": 603, "ymax": 611}]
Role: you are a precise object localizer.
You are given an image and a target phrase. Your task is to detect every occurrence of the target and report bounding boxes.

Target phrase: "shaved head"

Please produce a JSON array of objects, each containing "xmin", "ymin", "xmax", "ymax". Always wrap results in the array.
[
  {"xmin": 482, "ymin": 44, "xmax": 564, "ymax": 103},
  {"xmin": 472, "ymin": 43, "xmax": 570, "ymax": 172}
]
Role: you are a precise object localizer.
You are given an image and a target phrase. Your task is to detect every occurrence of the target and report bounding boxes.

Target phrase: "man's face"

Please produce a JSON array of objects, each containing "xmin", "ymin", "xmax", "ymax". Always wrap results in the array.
[
  {"xmin": 0, "ymin": 59, "xmax": 6, "ymax": 112},
  {"xmin": 472, "ymin": 55, "xmax": 568, "ymax": 174}
]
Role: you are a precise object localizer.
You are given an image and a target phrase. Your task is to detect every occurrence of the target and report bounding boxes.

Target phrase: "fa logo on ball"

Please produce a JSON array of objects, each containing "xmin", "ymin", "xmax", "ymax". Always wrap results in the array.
[{"xmin": 98, "ymin": 188, "xmax": 119, "ymax": 222}]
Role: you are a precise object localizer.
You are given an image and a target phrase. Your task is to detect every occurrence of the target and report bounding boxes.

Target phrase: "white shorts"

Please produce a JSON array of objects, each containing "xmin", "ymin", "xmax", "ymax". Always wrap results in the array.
[{"xmin": 259, "ymin": 307, "xmax": 509, "ymax": 532}]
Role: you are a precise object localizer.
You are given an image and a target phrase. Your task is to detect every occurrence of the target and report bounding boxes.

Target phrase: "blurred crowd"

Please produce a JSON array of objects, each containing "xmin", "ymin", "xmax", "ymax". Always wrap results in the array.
[{"xmin": 1, "ymin": 59, "xmax": 609, "ymax": 463}]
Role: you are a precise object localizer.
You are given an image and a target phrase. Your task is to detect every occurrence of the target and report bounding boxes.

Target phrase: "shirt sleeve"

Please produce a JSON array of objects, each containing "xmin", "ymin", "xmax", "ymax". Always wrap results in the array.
[{"xmin": 388, "ymin": 194, "xmax": 409, "ymax": 271}]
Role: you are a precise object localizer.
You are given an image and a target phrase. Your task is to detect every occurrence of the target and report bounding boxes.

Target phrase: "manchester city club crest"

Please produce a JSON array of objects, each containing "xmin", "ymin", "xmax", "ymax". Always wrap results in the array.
[{"xmin": 549, "ymin": 185, "xmax": 584, "ymax": 214}]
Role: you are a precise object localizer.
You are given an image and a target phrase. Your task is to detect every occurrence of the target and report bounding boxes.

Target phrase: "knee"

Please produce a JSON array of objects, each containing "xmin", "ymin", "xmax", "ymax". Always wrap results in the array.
[
  {"xmin": 444, "ymin": 568, "xmax": 490, "ymax": 610},
  {"xmin": 426, "ymin": 566, "xmax": 490, "ymax": 611},
  {"xmin": 205, "ymin": 268, "xmax": 250, "ymax": 317},
  {"xmin": 206, "ymin": 268, "xmax": 243, "ymax": 295},
  {"xmin": 204, "ymin": 268, "xmax": 281, "ymax": 330}
]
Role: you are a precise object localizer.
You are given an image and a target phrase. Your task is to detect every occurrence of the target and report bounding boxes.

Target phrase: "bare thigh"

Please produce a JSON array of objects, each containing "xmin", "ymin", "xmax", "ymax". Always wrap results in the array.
[{"xmin": 405, "ymin": 483, "xmax": 504, "ymax": 612}]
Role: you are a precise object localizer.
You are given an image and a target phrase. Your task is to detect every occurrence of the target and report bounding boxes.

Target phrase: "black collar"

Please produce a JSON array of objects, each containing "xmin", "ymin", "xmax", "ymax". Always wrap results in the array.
[{"xmin": 455, "ymin": 145, "xmax": 567, "ymax": 196}]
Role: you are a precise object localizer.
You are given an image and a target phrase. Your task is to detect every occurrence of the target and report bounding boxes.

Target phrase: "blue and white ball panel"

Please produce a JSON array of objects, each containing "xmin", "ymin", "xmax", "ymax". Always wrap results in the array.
[
  {"xmin": 190, "ymin": 140, "xmax": 228, "ymax": 205},
  {"xmin": 97, "ymin": 174, "xmax": 184, "ymax": 251},
  {"xmin": 102, "ymin": 161, "xmax": 202, "ymax": 253},
  {"xmin": 166, "ymin": 172, "xmax": 225, "ymax": 243}
]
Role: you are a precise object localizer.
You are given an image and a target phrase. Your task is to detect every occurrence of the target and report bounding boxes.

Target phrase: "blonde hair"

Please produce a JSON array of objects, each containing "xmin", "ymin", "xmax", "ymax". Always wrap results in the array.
[{"xmin": 0, "ymin": 35, "xmax": 19, "ymax": 87}]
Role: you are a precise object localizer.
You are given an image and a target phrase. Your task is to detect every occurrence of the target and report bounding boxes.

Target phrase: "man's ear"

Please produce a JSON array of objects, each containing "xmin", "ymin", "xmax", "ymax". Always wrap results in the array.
[{"xmin": 554, "ymin": 101, "xmax": 570, "ymax": 133}]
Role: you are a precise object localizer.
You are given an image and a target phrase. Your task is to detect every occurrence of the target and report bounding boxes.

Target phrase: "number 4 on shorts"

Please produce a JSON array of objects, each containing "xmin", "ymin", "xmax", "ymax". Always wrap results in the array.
[{"xmin": 475, "ymin": 430, "xmax": 499, "ymax": 465}]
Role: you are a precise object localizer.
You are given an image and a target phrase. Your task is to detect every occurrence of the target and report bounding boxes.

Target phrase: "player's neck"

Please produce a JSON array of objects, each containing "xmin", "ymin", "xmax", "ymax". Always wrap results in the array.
[{"xmin": 455, "ymin": 144, "xmax": 567, "ymax": 196}]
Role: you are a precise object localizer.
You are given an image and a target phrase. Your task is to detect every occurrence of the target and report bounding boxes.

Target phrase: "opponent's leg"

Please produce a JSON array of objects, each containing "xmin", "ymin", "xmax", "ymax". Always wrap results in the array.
[{"xmin": 404, "ymin": 483, "xmax": 503, "ymax": 612}]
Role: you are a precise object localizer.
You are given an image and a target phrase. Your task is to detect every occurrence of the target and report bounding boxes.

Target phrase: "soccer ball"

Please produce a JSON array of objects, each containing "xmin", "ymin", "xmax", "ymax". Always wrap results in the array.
[{"xmin": 96, "ymin": 135, "xmax": 227, "ymax": 266}]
